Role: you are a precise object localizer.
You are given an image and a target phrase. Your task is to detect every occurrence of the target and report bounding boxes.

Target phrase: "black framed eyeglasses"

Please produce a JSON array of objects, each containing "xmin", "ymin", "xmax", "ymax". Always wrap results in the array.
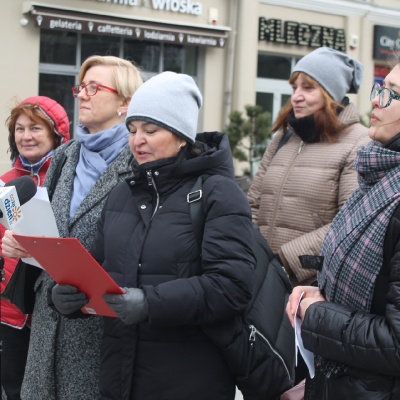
[
  {"xmin": 71, "ymin": 83, "xmax": 118, "ymax": 98},
  {"xmin": 370, "ymin": 82, "xmax": 400, "ymax": 108}
]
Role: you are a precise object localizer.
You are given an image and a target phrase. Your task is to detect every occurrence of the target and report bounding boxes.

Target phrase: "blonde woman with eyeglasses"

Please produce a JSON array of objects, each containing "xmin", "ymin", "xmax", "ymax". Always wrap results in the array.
[
  {"xmin": 2, "ymin": 55, "xmax": 143, "ymax": 400},
  {"xmin": 286, "ymin": 55, "xmax": 400, "ymax": 400}
]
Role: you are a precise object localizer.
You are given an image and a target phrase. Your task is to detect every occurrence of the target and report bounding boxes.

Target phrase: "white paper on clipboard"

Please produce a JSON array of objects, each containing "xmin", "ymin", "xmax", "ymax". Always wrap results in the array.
[{"xmin": 12, "ymin": 187, "xmax": 59, "ymax": 268}]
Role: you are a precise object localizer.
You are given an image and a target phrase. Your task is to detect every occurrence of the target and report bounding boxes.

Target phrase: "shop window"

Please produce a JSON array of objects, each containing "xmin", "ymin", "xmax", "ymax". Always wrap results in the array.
[
  {"xmin": 124, "ymin": 41, "xmax": 160, "ymax": 72},
  {"xmin": 124, "ymin": 42, "xmax": 198, "ymax": 75},
  {"xmin": 281, "ymin": 94, "xmax": 290, "ymax": 108},
  {"xmin": 164, "ymin": 44, "xmax": 197, "ymax": 75},
  {"xmin": 257, "ymin": 54, "xmax": 292, "ymax": 80},
  {"xmin": 81, "ymin": 35, "xmax": 121, "ymax": 62},
  {"xmin": 39, "ymin": 73, "xmax": 75, "ymax": 132},
  {"xmin": 180, "ymin": 45, "xmax": 198, "ymax": 76},
  {"xmin": 40, "ymin": 31, "xmax": 77, "ymax": 65},
  {"xmin": 164, "ymin": 44, "xmax": 185, "ymax": 73},
  {"xmin": 256, "ymin": 92, "xmax": 273, "ymax": 115},
  {"xmin": 256, "ymin": 53, "xmax": 299, "ymax": 123}
]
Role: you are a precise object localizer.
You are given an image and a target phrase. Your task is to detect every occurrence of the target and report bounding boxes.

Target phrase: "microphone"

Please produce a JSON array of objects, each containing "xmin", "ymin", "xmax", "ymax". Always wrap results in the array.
[{"xmin": 0, "ymin": 176, "xmax": 37, "ymax": 229}]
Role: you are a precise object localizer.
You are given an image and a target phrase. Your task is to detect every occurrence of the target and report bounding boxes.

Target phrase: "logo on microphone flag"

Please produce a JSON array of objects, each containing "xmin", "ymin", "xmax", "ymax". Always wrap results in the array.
[{"xmin": 0, "ymin": 186, "xmax": 23, "ymax": 229}]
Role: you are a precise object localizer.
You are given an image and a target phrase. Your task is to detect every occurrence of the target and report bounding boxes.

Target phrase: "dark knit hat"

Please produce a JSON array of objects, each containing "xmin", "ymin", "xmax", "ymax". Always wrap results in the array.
[
  {"xmin": 126, "ymin": 71, "xmax": 203, "ymax": 144},
  {"xmin": 292, "ymin": 47, "xmax": 363, "ymax": 102}
]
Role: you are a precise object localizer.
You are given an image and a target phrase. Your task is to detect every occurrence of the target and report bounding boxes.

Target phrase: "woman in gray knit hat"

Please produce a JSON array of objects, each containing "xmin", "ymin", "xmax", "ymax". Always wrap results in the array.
[
  {"xmin": 248, "ymin": 47, "xmax": 370, "ymax": 287},
  {"xmin": 247, "ymin": 47, "xmax": 370, "ymax": 386},
  {"xmin": 42, "ymin": 71, "xmax": 256, "ymax": 400}
]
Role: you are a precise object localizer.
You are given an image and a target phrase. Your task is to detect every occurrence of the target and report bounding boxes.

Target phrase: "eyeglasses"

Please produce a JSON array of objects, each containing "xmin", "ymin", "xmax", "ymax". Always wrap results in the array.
[
  {"xmin": 370, "ymin": 82, "xmax": 400, "ymax": 108},
  {"xmin": 71, "ymin": 83, "xmax": 118, "ymax": 98}
]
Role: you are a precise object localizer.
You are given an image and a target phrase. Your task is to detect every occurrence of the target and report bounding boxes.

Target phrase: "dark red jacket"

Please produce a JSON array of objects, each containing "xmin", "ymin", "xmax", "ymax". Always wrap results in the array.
[
  {"xmin": 0, "ymin": 157, "xmax": 52, "ymax": 327},
  {"xmin": 1, "ymin": 95, "xmax": 70, "ymax": 328}
]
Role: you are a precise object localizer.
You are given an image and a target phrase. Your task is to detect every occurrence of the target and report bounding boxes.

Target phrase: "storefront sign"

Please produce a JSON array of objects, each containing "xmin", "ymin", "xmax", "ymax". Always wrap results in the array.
[
  {"xmin": 258, "ymin": 17, "xmax": 346, "ymax": 52},
  {"xmin": 373, "ymin": 25, "xmax": 400, "ymax": 60},
  {"xmin": 374, "ymin": 65, "xmax": 391, "ymax": 86},
  {"xmin": 33, "ymin": 13, "xmax": 225, "ymax": 47},
  {"xmin": 95, "ymin": 0, "xmax": 202, "ymax": 15}
]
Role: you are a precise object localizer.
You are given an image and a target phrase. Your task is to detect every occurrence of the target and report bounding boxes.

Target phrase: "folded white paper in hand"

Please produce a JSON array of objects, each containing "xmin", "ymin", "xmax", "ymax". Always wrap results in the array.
[{"xmin": 294, "ymin": 291, "xmax": 315, "ymax": 379}]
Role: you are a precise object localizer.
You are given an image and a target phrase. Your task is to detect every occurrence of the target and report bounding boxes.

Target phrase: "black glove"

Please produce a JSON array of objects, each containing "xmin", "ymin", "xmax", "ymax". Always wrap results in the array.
[
  {"xmin": 52, "ymin": 284, "xmax": 88, "ymax": 315},
  {"xmin": 103, "ymin": 287, "xmax": 148, "ymax": 325}
]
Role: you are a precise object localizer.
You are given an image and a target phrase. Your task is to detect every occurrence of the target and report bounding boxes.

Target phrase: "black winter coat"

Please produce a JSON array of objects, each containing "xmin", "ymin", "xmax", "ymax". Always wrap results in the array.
[
  {"xmin": 91, "ymin": 132, "xmax": 256, "ymax": 400},
  {"xmin": 301, "ymin": 134, "xmax": 400, "ymax": 400}
]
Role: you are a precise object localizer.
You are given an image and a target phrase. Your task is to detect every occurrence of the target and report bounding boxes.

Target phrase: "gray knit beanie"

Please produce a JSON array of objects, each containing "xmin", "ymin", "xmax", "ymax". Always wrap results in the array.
[
  {"xmin": 126, "ymin": 71, "xmax": 202, "ymax": 144},
  {"xmin": 292, "ymin": 47, "xmax": 363, "ymax": 102}
]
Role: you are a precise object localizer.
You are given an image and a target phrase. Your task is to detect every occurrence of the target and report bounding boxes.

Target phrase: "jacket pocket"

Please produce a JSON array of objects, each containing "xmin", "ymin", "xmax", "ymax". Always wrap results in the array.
[{"xmin": 326, "ymin": 368, "xmax": 393, "ymax": 399}]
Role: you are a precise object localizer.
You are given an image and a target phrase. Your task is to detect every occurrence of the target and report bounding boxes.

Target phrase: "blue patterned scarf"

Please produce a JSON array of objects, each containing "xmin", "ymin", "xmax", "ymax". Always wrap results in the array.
[{"xmin": 70, "ymin": 123, "xmax": 129, "ymax": 218}]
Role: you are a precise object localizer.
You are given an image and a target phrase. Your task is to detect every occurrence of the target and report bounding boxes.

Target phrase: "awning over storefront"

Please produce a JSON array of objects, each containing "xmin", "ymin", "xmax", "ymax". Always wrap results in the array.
[{"xmin": 23, "ymin": 3, "xmax": 230, "ymax": 48}]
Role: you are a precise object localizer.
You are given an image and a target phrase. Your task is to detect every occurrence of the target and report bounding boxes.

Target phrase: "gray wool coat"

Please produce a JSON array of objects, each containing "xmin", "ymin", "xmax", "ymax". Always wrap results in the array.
[{"xmin": 21, "ymin": 140, "xmax": 133, "ymax": 400}]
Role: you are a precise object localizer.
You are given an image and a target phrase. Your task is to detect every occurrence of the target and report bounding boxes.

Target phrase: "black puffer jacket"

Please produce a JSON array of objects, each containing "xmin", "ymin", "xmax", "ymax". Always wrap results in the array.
[
  {"xmin": 301, "ymin": 134, "xmax": 400, "ymax": 400},
  {"xmin": 91, "ymin": 132, "xmax": 256, "ymax": 400}
]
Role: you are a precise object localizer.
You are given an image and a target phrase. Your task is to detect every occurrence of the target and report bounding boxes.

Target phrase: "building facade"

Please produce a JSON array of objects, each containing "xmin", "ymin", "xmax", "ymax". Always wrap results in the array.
[{"xmin": 1, "ymin": 0, "xmax": 400, "ymax": 175}]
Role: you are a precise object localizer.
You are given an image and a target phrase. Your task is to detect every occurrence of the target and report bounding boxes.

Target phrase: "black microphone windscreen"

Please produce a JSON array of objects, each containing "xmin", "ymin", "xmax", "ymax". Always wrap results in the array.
[{"xmin": 5, "ymin": 176, "xmax": 37, "ymax": 206}]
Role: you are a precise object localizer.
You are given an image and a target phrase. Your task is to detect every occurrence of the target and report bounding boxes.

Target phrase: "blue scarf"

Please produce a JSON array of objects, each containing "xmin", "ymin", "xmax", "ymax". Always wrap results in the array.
[{"xmin": 70, "ymin": 123, "xmax": 129, "ymax": 218}]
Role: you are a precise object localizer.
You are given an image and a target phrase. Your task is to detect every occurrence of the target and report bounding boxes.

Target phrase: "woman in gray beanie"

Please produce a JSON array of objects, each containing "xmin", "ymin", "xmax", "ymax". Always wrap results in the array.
[
  {"xmin": 248, "ymin": 47, "xmax": 370, "ymax": 386},
  {"xmin": 43, "ymin": 71, "xmax": 256, "ymax": 400},
  {"xmin": 248, "ymin": 47, "xmax": 370, "ymax": 286}
]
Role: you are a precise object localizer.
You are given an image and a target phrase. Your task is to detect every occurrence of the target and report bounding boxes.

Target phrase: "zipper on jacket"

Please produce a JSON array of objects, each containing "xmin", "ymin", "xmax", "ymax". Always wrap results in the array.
[
  {"xmin": 298, "ymin": 141, "xmax": 304, "ymax": 154},
  {"xmin": 248, "ymin": 324, "xmax": 292, "ymax": 380},
  {"xmin": 28, "ymin": 166, "xmax": 41, "ymax": 185},
  {"xmin": 137, "ymin": 171, "xmax": 160, "ymax": 268},
  {"xmin": 146, "ymin": 170, "xmax": 153, "ymax": 187},
  {"xmin": 33, "ymin": 171, "xmax": 40, "ymax": 186},
  {"xmin": 145, "ymin": 170, "xmax": 160, "ymax": 219},
  {"xmin": 12, "ymin": 166, "xmax": 41, "ymax": 186},
  {"xmin": 245, "ymin": 326, "xmax": 256, "ymax": 377}
]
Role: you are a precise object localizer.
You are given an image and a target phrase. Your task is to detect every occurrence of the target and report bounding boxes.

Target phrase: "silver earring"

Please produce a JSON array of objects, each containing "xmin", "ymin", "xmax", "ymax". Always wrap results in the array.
[
  {"xmin": 178, "ymin": 143, "xmax": 183, "ymax": 150},
  {"xmin": 117, "ymin": 111, "xmax": 122, "ymax": 117}
]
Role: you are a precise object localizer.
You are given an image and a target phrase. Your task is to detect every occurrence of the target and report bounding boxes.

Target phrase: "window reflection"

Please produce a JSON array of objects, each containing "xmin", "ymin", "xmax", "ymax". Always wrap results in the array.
[
  {"xmin": 39, "ymin": 73, "xmax": 75, "ymax": 135},
  {"xmin": 124, "ymin": 41, "xmax": 160, "ymax": 72},
  {"xmin": 81, "ymin": 35, "xmax": 121, "ymax": 62},
  {"xmin": 257, "ymin": 54, "xmax": 292, "ymax": 80},
  {"xmin": 40, "ymin": 31, "xmax": 77, "ymax": 65},
  {"xmin": 164, "ymin": 44, "xmax": 197, "ymax": 75},
  {"xmin": 256, "ymin": 92, "xmax": 273, "ymax": 114}
]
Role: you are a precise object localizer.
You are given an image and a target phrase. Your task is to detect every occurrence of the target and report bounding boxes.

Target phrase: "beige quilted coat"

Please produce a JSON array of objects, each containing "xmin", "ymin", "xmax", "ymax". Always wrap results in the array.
[{"xmin": 247, "ymin": 103, "xmax": 370, "ymax": 285}]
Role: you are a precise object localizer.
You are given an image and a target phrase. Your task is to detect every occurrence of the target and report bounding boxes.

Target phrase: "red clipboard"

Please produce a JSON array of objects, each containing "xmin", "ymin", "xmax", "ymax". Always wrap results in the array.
[{"xmin": 13, "ymin": 234, "xmax": 124, "ymax": 317}]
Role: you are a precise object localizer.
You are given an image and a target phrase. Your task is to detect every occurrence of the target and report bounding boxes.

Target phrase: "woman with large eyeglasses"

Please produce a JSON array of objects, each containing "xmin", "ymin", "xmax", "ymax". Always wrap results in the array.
[
  {"xmin": 286, "ymin": 55, "xmax": 400, "ymax": 400},
  {"xmin": 370, "ymin": 81, "xmax": 400, "ymax": 109},
  {"xmin": 2, "ymin": 55, "xmax": 143, "ymax": 400}
]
